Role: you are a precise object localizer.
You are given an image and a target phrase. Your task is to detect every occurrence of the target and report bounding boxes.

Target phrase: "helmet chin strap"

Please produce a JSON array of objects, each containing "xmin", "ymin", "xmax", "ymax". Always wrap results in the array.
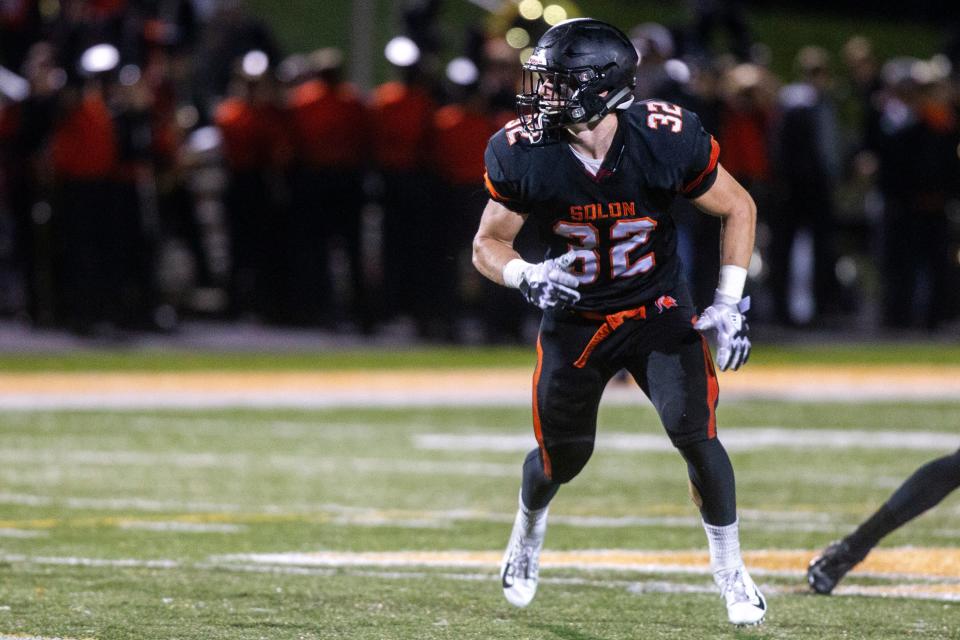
[{"xmin": 583, "ymin": 86, "xmax": 634, "ymax": 124}]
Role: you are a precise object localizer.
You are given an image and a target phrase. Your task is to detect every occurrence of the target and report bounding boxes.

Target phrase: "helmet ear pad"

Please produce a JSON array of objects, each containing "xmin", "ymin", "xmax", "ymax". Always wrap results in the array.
[{"xmin": 575, "ymin": 88, "xmax": 608, "ymax": 121}]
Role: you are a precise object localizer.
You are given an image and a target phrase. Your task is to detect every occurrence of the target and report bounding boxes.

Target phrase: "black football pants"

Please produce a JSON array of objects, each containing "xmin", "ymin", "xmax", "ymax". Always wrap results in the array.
[{"xmin": 520, "ymin": 289, "xmax": 738, "ymax": 525}]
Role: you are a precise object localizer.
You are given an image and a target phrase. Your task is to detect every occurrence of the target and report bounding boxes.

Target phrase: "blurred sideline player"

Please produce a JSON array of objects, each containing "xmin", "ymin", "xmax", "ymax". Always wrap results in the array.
[
  {"xmin": 472, "ymin": 18, "xmax": 765, "ymax": 626},
  {"xmin": 808, "ymin": 448, "xmax": 960, "ymax": 594}
]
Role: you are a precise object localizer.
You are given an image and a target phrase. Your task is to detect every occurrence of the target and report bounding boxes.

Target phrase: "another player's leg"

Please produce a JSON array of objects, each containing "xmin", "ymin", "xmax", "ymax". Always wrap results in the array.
[
  {"xmin": 631, "ymin": 324, "xmax": 765, "ymax": 626},
  {"xmin": 501, "ymin": 326, "xmax": 606, "ymax": 607},
  {"xmin": 808, "ymin": 448, "xmax": 960, "ymax": 594}
]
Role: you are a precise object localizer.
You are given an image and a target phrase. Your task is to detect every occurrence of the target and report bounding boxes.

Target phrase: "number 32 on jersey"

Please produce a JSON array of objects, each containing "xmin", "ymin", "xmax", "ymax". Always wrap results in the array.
[{"xmin": 554, "ymin": 218, "xmax": 657, "ymax": 284}]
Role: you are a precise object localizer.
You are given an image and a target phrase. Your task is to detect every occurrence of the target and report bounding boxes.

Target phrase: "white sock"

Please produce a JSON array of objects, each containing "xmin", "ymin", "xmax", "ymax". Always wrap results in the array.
[
  {"xmin": 518, "ymin": 490, "xmax": 548, "ymax": 538},
  {"xmin": 702, "ymin": 519, "xmax": 743, "ymax": 581}
]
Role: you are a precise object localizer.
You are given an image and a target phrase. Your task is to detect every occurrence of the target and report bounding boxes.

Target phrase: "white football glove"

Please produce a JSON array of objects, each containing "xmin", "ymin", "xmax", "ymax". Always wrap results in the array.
[
  {"xmin": 519, "ymin": 251, "xmax": 581, "ymax": 310},
  {"xmin": 695, "ymin": 294, "xmax": 751, "ymax": 371}
]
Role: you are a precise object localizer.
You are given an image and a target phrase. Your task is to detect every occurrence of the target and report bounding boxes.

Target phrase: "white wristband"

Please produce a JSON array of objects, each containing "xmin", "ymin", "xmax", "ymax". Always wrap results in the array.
[
  {"xmin": 502, "ymin": 258, "xmax": 533, "ymax": 289},
  {"xmin": 717, "ymin": 264, "xmax": 747, "ymax": 301}
]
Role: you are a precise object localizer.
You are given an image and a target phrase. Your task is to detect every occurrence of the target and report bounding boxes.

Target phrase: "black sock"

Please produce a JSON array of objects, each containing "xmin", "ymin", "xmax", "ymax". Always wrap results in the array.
[
  {"xmin": 845, "ymin": 505, "xmax": 898, "ymax": 559},
  {"xmin": 678, "ymin": 438, "xmax": 737, "ymax": 526},
  {"xmin": 521, "ymin": 448, "xmax": 560, "ymax": 510},
  {"xmin": 846, "ymin": 449, "xmax": 960, "ymax": 556}
]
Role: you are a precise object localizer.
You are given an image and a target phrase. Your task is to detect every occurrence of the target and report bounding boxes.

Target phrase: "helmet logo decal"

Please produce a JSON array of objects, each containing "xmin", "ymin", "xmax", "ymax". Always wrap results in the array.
[{"xmin": 527, "ymin": 50, "xmax": 547, "ymax": 66}]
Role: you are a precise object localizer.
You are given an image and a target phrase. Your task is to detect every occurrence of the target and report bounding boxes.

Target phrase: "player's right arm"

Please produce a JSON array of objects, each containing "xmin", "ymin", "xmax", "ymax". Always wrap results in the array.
[
  {"xmin": 473, "ymin": 200, "xmax": 580, "ymax": 309},
  {"xmin": 476, "ymin": 128, "xmax": 580, "ymax": 309},
  {"xmin": 472, "ymin": 198, "xmax": 527, "ymax": 286}
]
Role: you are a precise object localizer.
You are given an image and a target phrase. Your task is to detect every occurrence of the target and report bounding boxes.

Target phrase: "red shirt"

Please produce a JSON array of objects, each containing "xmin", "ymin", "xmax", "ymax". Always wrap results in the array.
[
  {"xmin": 215, "ymin": 97, "xmax": 290, "ymax": 172},
  {"xmin": 432, "ymin": 104, "xmax": 496, "ymax": 186},
  {"xmin": 718, "ymin": 107, "xmax": 770, "ymax": 183},
  {"xmin": 51, "ymin": 93, "xmax": 117, "ymax": 180},
  {"xmin": 369, "ymin": 81, "xmax": 436, "ymax": 172},
  {"xmin": 287, "ymin": 79, "xmax": 368, "ymax": 170}
]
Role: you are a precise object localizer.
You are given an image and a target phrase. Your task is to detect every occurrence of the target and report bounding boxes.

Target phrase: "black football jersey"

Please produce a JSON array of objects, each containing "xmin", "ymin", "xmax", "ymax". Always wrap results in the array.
[{"xmin": 483, "ymin": 100, "xmax": 720, "ymax": 313}]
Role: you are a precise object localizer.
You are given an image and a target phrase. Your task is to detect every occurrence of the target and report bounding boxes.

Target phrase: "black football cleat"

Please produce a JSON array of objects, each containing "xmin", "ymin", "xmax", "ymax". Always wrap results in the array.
[{"xmin": 807, "ymin": 540, "xmax": 865, "ymax": 595}]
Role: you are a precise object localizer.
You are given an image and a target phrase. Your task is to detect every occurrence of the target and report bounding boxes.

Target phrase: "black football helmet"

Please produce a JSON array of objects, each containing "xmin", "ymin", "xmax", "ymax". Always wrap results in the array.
[{"xmin": 516, "ymin": 18, "xmax": 639, "ymax": 138}]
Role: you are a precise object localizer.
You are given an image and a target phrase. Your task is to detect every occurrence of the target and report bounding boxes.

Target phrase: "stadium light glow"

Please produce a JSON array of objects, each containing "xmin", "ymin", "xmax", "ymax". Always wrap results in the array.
[
  {"xmin": 446, "ymin": 57, "xmax": 479, "ymax": 86},
  {"xmin": 80, "ymin": 43, "xmax": 120, "ymax": 75},
  {"xmin": 241, "ymin": 50, "xmax": 269, "ymax": 78},
  {"xmin": 187, "ymin": 126, "xmax": 222, "ymax": 154},
  {"xmin": 664, "ymin": 59, "xmax": 691, "ymax": 84},
  {"xmin": 835, "ymin": 256, "xmax": 858, "ymax": 286},
  {"xmin": 384, "ymin": 36, "xmax": 420, "ymax": 67},
  {"xmin": 118, "ymin": 64, "xmax": 141, "ymax": 86},
  {"xmin": 505, "ymin": 27, "xmax": 530, "ymax": 50},
  {"xmin": 518, "ymin": 0, "xmax": 543, "ymax": 20},
  {"xmin": 48, "ymin": 68, "xmax": 67, "ymax": 91},
  {"xmin": 0, "ymin": 65, "xmax": 30, "ymax": 101},
  {"xmin": 519, "ymin": 47, "xmax": 534, "ymax": 64},
  {"xmin": 542, "ymin": 4, "xmax": 567, "ymax": 25}
]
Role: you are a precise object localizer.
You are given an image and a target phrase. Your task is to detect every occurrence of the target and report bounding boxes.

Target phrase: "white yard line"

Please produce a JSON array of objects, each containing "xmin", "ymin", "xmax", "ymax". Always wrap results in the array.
[
  {"xmin": 0, "ymin": 428, "xmax": 950, "ymax": 478},
  {"xmin": 3, "ymin": 550, "xmax": 960, "ymax": 601},
  {"xmin": 0, "ymin": 528, "xmax": 47, "ymax": 538},
  {"xmin": 414, "ymin": 428, "xmax": 958, "ymax": 453},
  {"xmin": 0, "ymin": 492, "xmax": 863, "ymax": 534},
  {"xmin": 0, "ymin": 636, "xmax": 94, "ymax": 640},
  {"xmin": 116, "ymin": 521, "xmax": 245, "ymax": 533}
]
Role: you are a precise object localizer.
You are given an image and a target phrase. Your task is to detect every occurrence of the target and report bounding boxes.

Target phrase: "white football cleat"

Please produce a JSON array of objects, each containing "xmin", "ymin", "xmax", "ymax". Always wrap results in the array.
[
  {"xmin": 718, "ymin": 566, "xmax": 766, "ymax": 626},
  {"xmin": 500, "ymin": 502, "xmax": 548, "ymax": 608}
]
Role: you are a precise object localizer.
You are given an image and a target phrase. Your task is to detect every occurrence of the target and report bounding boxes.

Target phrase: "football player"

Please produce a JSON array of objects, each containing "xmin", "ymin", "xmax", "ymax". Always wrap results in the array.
[
  {"xmin": 808, "ymin": 448, "xmax": 960, "ymax": 595},
  {"xmin": 472, "ymin": 18, "xmax": 765, "ymax": 625}
]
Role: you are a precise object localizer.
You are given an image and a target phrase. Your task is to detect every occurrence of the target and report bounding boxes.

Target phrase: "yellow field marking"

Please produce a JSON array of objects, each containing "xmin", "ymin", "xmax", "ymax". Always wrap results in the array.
[
  {"xmin": 234, "ymin": 547, "xmax": 960, "ymax": 599},
  {"xmin": 0, "ymin": 635, "xmax": 96, "ymax": 640},
  {"xmin": 0, "ymin": 366, "xmax": 958, "ymax": 395},
  {"xmin": 0, "ymin": 512, "xmax": 329, "ymax": 531},
  {"xmin": 245, "ymin": 547, "xmax": 960, "ymax": 585},
  {"xmin": 0, "ymin": 519, "xmax": 59, "ymax": 530}
]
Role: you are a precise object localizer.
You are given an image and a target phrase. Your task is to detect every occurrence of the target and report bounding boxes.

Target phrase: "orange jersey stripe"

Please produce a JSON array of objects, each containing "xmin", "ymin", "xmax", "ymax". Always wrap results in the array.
[
  {"xmin": 532, "ymin": 334, "xmax": 552, "ymax": 479},
  {"xmin": 681, "ymin": 136, "xmax": 721, "ymax": 195},
  {"xmin": 699, "ymin": 335, "xmax": 719, "ymax": 438},
  {"xmin": 483, "ymin": 170, "xmax": 510, "ymax": 203}
]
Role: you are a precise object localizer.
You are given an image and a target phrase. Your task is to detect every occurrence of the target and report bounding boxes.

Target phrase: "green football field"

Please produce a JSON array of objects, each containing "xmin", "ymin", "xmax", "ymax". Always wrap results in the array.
[{"xmin": 0, "ymin": 348, "xmax": 959, "ymax": 639}]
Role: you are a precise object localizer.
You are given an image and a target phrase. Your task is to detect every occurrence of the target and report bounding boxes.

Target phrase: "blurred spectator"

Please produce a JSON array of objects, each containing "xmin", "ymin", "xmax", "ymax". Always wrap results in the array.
[
  {"xmin": 49, "ymin": 61, "xmax": 120, "ymax": 334},
  {"xmin": 718, "ymin": 63, "xmax": 775, "ymax": 191},
  {"xmin": 712, "ymin": 62, "xmax": 776, "ymax": 311},
  {"xmin": 431, "ymin": 59, "xmax": 500, "ymax": 341},
  {"xmin": 0, "ymin": 0, "xmax": 42, "ymax": 71},
  {"xmin": 841, "ymin": 36, "xmax": 884, "ymax": 157},
  {"xmin": 110, "ymin": 63, "xmax": 162, "ymax": 328},
  {"xmin": 873, "ymin": 57, "xmax": 959, "ymax": 330},
  {"xmin": 369, "ymin": 57, "xmax": 438, "ymax": 332},
  {"xmin": 214, "ymin": 51, "xmax": 290, "ymax": 320},
  {"xmin": 1, "ymin": 41, "xmax": 63, "ymax": 325},
  {"xmin": 0, "ymin": 2, "xmax": 957, "ymax": 340},
  {"xmin": 195, "ymin": 0, "xmax": 280, "ymax": 115},
  {"xmin": 287, "ymin": 48, "xmax": 371, "ymax": 330},
  {"xmin": 480, "ymin": 37, "xmax": 518, "ymax": 127},
  {"xmin": 770, "ymin": 46, "xmax": 843, "ymax": 325},
  {"xmin": 631, "ymin": 22, "xmax": 676, "ymax": 101},
  {"xmin": 688, "ymin": 0, "xmax": 752, "ymax": 62}
]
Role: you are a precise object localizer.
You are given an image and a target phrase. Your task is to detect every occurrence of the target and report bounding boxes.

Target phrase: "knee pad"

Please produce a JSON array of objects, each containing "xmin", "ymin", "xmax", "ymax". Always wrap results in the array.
[
  {"xmin": 661, "ymin": 404, "xmax": 711, "ymax": 448},
  {"xmin": 545, "ymin": 440, "xmax": 594, "ymax": 484}
]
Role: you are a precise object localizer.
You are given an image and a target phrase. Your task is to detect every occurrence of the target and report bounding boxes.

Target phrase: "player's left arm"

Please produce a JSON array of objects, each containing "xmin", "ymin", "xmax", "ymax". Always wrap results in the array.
[
  {"xmin": 689, "ymin": 164, "xmax": 757, "ymax": 371},
  {"xmin": 690, "ymin": 163, "xmax": 756, "ymax": 273}
]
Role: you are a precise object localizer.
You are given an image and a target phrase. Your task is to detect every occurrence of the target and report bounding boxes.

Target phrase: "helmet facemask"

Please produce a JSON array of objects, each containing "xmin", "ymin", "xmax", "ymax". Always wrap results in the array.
[{"xmin": 516, "ymin": 62, "xmax": 634, "ymax": 140}]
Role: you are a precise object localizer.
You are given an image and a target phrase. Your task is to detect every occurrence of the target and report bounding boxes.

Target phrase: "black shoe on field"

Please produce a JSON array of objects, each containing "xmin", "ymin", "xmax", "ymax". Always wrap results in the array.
[{"xmin": 807, "ymin": 540, "xmax": 864, "ymax": 595}]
